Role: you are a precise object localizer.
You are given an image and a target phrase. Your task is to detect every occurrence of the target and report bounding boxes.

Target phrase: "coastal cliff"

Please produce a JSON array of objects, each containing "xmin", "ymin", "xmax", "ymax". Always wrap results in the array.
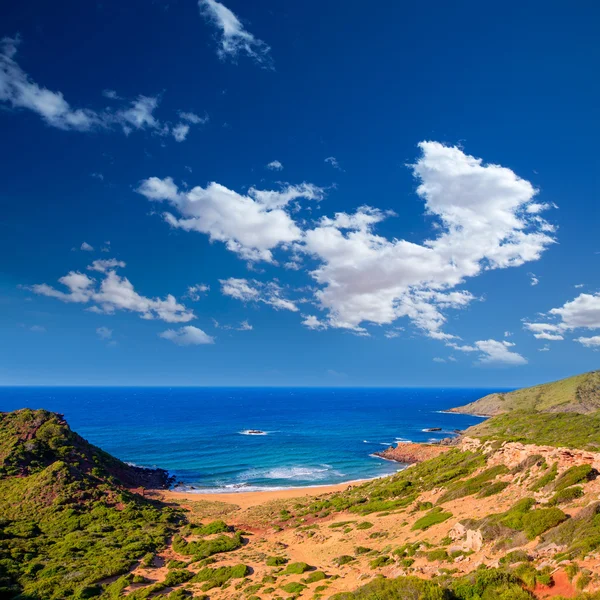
[{"xmin": 375, "ymin": 442, "xmax": 452, "ymax": 463}]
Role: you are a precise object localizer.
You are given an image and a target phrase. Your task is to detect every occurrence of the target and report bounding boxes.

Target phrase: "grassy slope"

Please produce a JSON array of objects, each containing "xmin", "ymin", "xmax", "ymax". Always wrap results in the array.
[
  {"xmin": 464, "ymin": 410, "xmax": 600, "ymax": 450},
  {"xmin": 449, "ymin": 370, "xmax": 600, "ymax": 416},
  {"xmin": 0, "ymin": 409, "xmax": 185, "ymax": 599}
]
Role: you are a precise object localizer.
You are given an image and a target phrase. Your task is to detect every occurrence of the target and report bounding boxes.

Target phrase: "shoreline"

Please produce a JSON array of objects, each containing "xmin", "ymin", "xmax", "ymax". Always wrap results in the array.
[{"xmin": 150, "ymin": 477, "xmax": 381, "ymax": 509}]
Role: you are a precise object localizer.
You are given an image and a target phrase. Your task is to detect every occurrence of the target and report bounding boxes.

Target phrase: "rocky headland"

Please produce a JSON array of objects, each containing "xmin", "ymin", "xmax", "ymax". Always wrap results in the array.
[{"xmin": 374, "ymin": 441, "xmax": 452, "ymax": 463}]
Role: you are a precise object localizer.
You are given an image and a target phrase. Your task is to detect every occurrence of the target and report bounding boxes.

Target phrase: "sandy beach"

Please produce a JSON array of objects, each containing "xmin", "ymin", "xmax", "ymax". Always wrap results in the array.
[{"xmin": 151, "ymin": 479, "xmax": 364, "ymax": 510}]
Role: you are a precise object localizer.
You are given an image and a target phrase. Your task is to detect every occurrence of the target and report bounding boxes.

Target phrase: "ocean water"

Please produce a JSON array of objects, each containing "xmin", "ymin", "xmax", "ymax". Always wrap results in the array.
[{"xmin": 0, "ymin": 387, "xmax": 498, "ymax": 492}]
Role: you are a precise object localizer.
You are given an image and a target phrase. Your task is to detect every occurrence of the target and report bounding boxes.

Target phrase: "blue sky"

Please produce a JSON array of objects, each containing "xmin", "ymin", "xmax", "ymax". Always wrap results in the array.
[{"xmin": 0, "ymin": 0, "xmax": 598, "ymax": 387}]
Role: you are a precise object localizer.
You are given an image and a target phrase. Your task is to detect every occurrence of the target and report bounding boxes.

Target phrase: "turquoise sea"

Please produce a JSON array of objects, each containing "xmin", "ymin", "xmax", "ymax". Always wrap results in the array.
[{"xmin": 0, "ymin": 387, "xmax": 497, "ymax": 491}]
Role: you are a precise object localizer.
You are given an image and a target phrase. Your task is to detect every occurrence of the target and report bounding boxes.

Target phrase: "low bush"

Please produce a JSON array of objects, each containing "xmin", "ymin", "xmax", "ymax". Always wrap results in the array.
[
  {"xmin": 303, "ymin": 571, "xmax": 327, "ymax": 584},
  {"xmin": 283, "ymin": 562, "xmax": 311, "ymax": 574},
  {"xmin": 333, "ymin": 555, "xmax": 355, "ymax": 566},
  {"xmin": 439, "ymin": 465, "xmax": 509, "ymax": 503},
  {"xmin": 548, "ymin": 486, "xmax": 584, "ymax": 506},
  {"xmin": 281, "ymin": 581, "xmax": 306, "ymax": 594},
  {"xmin": 190, "ymin": 564, "xmax": 249, "ymax": 590},
  {"xmin": 412, "ymin": 507, "xmax": 453, "ymax": 531},
  {"xmin": 553, "ymin": 465, "xmax": 594, "ymax": 492},
  {"xmin": 370, "ymin": 556, "xmax": 393, "ymax": 569}
]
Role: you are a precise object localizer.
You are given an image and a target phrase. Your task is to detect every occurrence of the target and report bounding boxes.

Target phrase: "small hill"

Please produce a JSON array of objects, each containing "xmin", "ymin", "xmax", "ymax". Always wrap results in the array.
[
  {"xmin": 0, "ymin": 409, "xmax": 180, "ymax": 599},
  {"xmin": 448, "ymin": 370, "xmax": 600, "ymax": 416},
  {"xmin": 0, "ymin": 408, "xmax": 173, "ymax": 488}
]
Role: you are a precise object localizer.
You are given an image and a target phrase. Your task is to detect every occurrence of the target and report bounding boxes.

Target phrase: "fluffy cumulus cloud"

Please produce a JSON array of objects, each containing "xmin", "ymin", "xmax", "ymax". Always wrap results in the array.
[
  {"xmin": 159, "ymin": 325, "xmax": 214, "ymax": 346},
  {"xmin": 450, "ymin": 339, "xmax": 528, "ymax": 366},
  {"xmin": 220, "ymin": 278, "xmax": 299, "ymax": 312},
  {"xmin": 525, "ymin": 292, "xmax": 600, "ymax": 348},
  {"xmin": 137, "ymin": 177, "xmax": 324, "ymax": 262},
  {"xmin": 0, "ymin": 37, "xmax": 205, "ymax": 141},
  {"xmin": 136, "ymin": 142, "xmax": 554, "ymax": 352},
  {"xmin": 199, "ymin": 0, "xmax": 272, "ymax": 67},
  {"xmin": 29, "ymin": 261, "xmax": 195, "ymax": 323},
  {"xmin": 301, "ymin": 142, "xmax": 554, "ymax": 338}
]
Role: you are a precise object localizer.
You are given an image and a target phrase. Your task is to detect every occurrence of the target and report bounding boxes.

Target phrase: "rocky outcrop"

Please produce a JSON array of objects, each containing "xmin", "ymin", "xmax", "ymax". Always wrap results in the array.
[
  {"xmin": 374, "ymin": 442, "xmax": 452, "ymax": 464},
  {"xmin": 449, "ymin": 522, "xmax": 483, "ymax": 552},
  {"xmin": 460, "ymin": 436, "xmax": 600, "ymax": 472}
]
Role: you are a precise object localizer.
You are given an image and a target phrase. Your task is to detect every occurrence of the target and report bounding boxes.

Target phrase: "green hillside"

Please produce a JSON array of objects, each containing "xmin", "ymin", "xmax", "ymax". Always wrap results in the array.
[
  {"xmin": 449, "ymin": 370, "xmax": 600, "ymax": 416},
  {"xmin": 0, "ymin": 409, "xmax": 182, "ymax": 599}
]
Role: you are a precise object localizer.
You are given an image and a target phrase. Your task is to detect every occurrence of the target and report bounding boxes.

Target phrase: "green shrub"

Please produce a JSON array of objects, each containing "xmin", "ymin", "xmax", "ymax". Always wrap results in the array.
[
  {"xmin": 163, "ymin": 569, "xmax": 193, "ymax": 587},
  {"xmin": 530, "ymin": 462, "xmax": 558, "ymax": 491},
  {"xmin": 412, "ymin": 507, "xmax": 453, "ymax": 531},
  {"xmin": 548, "ymin": 486, "xmax": 584, "ymax": 506},
  {"xmin": 283, "ymin": 562, "xmax": 311, "ymax": 574},
  {"xmin": 426, "ymin": 548, "xmax": 449, "ymax": 562},
  {"xmin": 333, "ymin": 555, "xmax": 355, "ymax": 566},
  {"xmin": 439, "ymin": 465, "xmax": 509, "ymax": 503},
  {"xmin": 303, "ymin": 571, "xmax": 326, "ymax": 584},
  {"xmin": 266, "ymin": 556, "xmax": 287, "ymax": 566},
  {"xmin": 188, "ymin": 520, "xmax": 230, "ymax": 536},
  {"xmin": 521, "ymin": 507, "xmax": 567, "ymax": 539},
  {"xmin": 478, "ymin": 481, "xmax": 510, "ymax": 498},
  {"xmin": 499, "ymin": 550, "xmax": 530, "ymax": 565},
  {"xmin": 172, "ymin": 532, "xmax": 242, "ymax": 559},
  {"xmin": 553, "ymin": 465, "xmax": 594, "ymax": 492},
  {"xmin": 190, "ymin": 564, "xmax": 249, "ymax": 590},
  {"xmin": 370, "ymin": 556, "xmax": 393, "ymax": 568},
  {"xmin": 356, "ymin": 521, "xmax": 373, "ymax": 530},
  {"xmin": 281, "ymin": 582, "xmax": 306, "ymax": 594}
]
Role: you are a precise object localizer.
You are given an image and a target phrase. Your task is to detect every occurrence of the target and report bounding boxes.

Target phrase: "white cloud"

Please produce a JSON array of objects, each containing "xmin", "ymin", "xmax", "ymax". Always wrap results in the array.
[
  {"xmin": 302, "ymin": 142, "xmax": 554, "ymax": 338},
  {"xmin": 198, "ymin": 0, "xmax": 272, "ymax": 67},
  {"xmin": 29, "ymin": 264, "xmax": 195, "ymax": 323},
  {"xmin": 179, "ymin": 111, "xmax": 208, "ymax": 125},
  {"xmin": 172, "ymin": 123, "xmax": 190, "ymax": 142},
  {"xmin": 96, "ymin": 326, "xmax": 113, "ymax": 340},
  {"xmin": 529, "ymin": 273, "xmax": 539, "ymax": 286},
  {"xmin": 525, "ymin": 293, "xmax": 600, "ymax": 347},
  {"xmin": 137, "ymin": 178, "xmax": 324, "ymax": 262},
  {"xmin": 538, "ymin": 345, "xmax": 550, "ymax": 352},
  {"xmin": 80, "ymin": 242, "xmax": 94, "ymax": 252},
  {"xmin": 575, "ymin": 283, "xmax": 585, "ymax": 289},
  {"xmin": 0, "ymin": 37, "xmax": 204, "ymax": 140},
  {"xmin": 88, "ymin": 258, "xmax": 126, "ymax": 273},
  {"xmin": 220, "ymin": 277, "xmax": 298, "ymax": 312},
  {"xmin": 29, "ymin": 325, "xmax": 46, "ymax": 333},
  {"xmin": 550, "ymin": 293, "xmax": 600, "ymax": 329},
  {"xmin": 301, "ymin": 315, "xmax": 327, "ymax": 330},
  {"xmin": 325, "ymin": 156, "xmax": 344, "ymax": 171},
  {"xmin": 238, "ymin": 320, "xmax": 253, "ymax": 331},
  {"xmin": 159, "ymin": 325, "xmax": 214, "ymax": 346},
  {"xmin": 384, "ymin": 327, "xmax": 404, "ymax": 339},
  {"xmin": 266, "ymin": 160, "xmax": 283, "ymax": 171},
  {"xmin": 186, "ymin": 283, "xmax": 210, "ymax": 301},
  {"xmin": 102, "ymin": 89, "xmax": 120, "ymax": 100},
  {"xmin": 575, "ymin": 336, "xmax": 600, "ymax": 348},
  {"xmin": 452, "ymin": 339, "xmax": 527, "ymax": 366},
  {"xmin": 433, "ymin": 357, "xmax": 446, "ymax": 363}
]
